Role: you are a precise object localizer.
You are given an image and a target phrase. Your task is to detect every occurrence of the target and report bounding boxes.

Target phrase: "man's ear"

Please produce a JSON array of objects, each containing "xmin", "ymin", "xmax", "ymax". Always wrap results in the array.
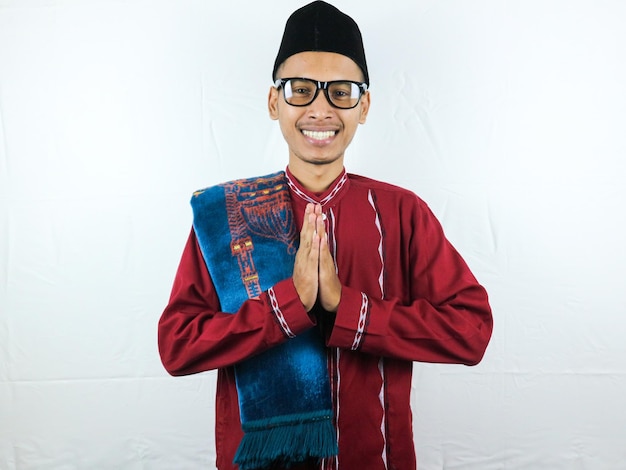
[
  {"xmin": 268, "ymin": 86, "xmax": 279, "ymax": 120},
  {"xmin": 359, "ymin": 91, "xmax": 370, "ymax": 124}
]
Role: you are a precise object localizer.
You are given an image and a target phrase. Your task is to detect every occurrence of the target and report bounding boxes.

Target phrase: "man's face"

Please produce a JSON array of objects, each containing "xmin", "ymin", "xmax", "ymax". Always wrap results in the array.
[{"xmin": 268, "ymin": 51, "xmax": 370, "ymax": 173}]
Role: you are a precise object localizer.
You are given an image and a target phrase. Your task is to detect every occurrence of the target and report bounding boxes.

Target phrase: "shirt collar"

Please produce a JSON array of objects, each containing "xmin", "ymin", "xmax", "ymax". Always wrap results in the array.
[{"xmin": 285, "ymin": 167, "xmax": 350, "ymax": 208}]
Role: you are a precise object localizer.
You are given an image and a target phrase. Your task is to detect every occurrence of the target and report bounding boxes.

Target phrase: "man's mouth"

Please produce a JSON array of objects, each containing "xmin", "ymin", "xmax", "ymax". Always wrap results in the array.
[{"xmin": 302, "ymin": 130, "xmax": 337, "ymax": 141}]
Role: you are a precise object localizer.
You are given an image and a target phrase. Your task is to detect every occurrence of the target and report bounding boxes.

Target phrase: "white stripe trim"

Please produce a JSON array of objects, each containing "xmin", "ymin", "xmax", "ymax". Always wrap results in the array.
[
  {"xmin": 378, "ymin": 358, "xmax": 389, "ymax": 468},
  {"xmin": 267, "ymin": 287, "xmax": 295, "ymax": 338},
  {"xmin": 287, "ymin": 177, "xmax": 317, "ymax": 204},
  {"xmin": 286, "ymin": 171, "xmax": 348, "ymax": 207},
  {"xmin": 351, "ymin": 293, "xmax": 368, "ymax": 350},
  {"xmin": 328, "ymin": 208, "xmax": 338, "ymax": 273},
  {"xmin": 320, "ymin": 173, "xmax": 347, "ymax": 205},
  {"xmin": 367, "ymin": 190, "xmax": 385, "ymax": 299}
]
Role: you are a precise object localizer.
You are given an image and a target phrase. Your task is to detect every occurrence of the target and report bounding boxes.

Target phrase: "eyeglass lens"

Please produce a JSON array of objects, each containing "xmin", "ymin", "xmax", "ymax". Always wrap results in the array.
[{"xmin": 283, "ymin": 79, "xmax": 362, "ymax": 109}]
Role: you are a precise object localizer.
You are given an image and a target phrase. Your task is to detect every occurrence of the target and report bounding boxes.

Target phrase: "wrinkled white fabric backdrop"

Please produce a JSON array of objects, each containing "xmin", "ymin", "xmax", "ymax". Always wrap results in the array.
[{"xmin": 1, "ymin": 1, "xmax": 625, "ymax": 468}]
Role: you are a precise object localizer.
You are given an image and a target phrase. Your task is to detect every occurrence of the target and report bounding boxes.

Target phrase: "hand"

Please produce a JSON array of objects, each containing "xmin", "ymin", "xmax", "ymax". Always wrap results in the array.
[
  {"xmin": 317, "ymin": 215, "xmax": 341, "ymax": 312},
  {"xmin": 292, "ymin": 203, "xmax": 342, "ymax": 312},
  {"xmin": 292, "ymin": 203, "xmax": 321, "ymax": 311}
]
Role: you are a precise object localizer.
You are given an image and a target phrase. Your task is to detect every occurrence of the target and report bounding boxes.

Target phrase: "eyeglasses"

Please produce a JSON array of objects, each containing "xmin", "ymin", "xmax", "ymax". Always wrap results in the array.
[{"xmin": 274, "ymin": 77, "xmax": 368, "ymax": 109}]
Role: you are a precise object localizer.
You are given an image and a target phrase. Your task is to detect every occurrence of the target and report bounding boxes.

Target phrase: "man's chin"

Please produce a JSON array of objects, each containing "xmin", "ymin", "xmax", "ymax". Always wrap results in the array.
[
  {"xmin": 309, "ymin": 159, "xmax": 334, "ymax": 166},
  {"xmin": 302, "ymin": 154, "xmax": 342, "ymax": 166}
]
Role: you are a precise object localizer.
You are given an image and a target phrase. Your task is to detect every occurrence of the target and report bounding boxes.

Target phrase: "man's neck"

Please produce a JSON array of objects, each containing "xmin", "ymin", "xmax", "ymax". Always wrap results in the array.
[{"xmin": 287, "ymin": 160, "xmax": 344, "ymax": 193}]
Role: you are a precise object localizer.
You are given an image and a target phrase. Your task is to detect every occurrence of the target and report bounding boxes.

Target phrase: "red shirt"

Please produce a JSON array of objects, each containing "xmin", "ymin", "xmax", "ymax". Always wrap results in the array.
[{"xmin": 158, "ymin": 168, "xmax": 493, "ymax": 469}]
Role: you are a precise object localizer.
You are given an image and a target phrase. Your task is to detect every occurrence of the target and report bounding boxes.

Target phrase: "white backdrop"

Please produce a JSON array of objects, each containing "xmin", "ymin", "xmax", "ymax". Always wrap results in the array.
[{"xmin": 1, "ymin": 1, "xmax": 625, "ymax": 469}]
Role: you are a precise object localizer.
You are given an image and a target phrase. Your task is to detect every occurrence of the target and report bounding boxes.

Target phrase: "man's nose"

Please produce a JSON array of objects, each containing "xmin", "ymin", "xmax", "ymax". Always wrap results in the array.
[{"xmin": 307, "ymin": 89, "xmax": 334, "ymax": 117}]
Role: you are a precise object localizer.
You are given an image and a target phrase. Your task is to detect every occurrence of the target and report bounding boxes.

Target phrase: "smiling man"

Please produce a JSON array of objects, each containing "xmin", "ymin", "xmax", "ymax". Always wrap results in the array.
[
  {"xmin": 269, "ymin": 52, "xmax": 370, "ymax": 189},
  {"xmin": 158, "ymin": 2, "xmax": 493, "ymax": 470}
]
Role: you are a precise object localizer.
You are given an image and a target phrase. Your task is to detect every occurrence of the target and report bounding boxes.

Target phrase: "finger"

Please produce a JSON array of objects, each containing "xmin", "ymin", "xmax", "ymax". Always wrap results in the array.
[
  {"xmin": 319, "ymin": 233, "xmax": 333, "ymax": 266},
  {"xmin": 293, "ymin": 206, "xmax": 320, "ymax": 311},
  {"xmin": 301, "ymin": 203, "xmax": 315, "ymax": 231},
  {"xmin": 315, "ymin": 210, "xmax": 326, "ymax": 239},
  {"xmin": 299, "ymin": 203, "xmax": 316, "ymax": 249},
  {"xmin": 318, "ymin": 234, "xmax": 341, "ymax": 312},
  {"xmin": 310, "ymin": 225, "xmax": 321, "ymax": 259}
]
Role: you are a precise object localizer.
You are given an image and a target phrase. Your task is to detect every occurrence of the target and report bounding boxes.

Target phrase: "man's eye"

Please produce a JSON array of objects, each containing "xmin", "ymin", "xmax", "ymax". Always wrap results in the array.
[
  {"xmin": 294, "ymin": 87, "xmax": 312, "ymax": 95},
  {"xmin": 331, "ymin": 87, "xmax": 352, "ymax": 100}
]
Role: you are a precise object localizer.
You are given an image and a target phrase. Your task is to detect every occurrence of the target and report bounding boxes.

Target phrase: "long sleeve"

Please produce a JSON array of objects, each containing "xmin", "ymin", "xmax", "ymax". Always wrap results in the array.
[
  {"xmin": 157, "ymin": 229, "xmax": 316, "ymax": 376},
  {"xmin": 330, "ymin": 256, "xmax": 492, "ymax": 366},
  {"xmin": 323, "ymin": 182, "xmax": 493, "ymax": 366}
]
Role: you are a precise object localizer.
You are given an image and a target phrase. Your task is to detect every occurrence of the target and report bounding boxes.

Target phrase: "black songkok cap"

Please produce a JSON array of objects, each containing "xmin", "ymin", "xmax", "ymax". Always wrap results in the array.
[{"xmin": 272, "ymin": 1, "xmax": 369, "ymax": 85}]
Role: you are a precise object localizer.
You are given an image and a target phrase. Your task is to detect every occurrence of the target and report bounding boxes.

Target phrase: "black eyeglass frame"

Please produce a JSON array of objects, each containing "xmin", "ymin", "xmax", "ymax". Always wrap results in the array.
[{"xmin": 274, "ymin": 77, "xmax": 369, "ymax": 109}]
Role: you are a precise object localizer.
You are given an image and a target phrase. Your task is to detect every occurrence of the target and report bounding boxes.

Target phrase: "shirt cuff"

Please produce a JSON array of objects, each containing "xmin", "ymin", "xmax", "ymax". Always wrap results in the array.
[
  {"xmin": 328, "ymin": 286, "xmax": 382, "ymax": 350},
  {"xmin": 266, "ymin": 278, "xmax": 316, "ymax": 338}
]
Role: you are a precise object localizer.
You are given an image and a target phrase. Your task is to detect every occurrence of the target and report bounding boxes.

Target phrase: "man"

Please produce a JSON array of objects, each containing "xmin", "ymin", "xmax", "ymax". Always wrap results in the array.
[{"xmin": 158, "ymin": 2, "xmax": 493, "ymax": 469}]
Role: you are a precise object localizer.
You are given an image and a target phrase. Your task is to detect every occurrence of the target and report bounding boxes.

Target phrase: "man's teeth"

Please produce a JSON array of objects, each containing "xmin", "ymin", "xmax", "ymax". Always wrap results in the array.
[{"xmin": 302, "ymin": 130, "xmax": 336, "ymax": 140}]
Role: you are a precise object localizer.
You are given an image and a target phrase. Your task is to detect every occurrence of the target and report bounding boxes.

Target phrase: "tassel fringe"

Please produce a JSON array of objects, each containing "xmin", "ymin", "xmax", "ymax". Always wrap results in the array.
[{"xmin": 234, "ymin": 412, "xmax": 338, "ymax": 470}]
